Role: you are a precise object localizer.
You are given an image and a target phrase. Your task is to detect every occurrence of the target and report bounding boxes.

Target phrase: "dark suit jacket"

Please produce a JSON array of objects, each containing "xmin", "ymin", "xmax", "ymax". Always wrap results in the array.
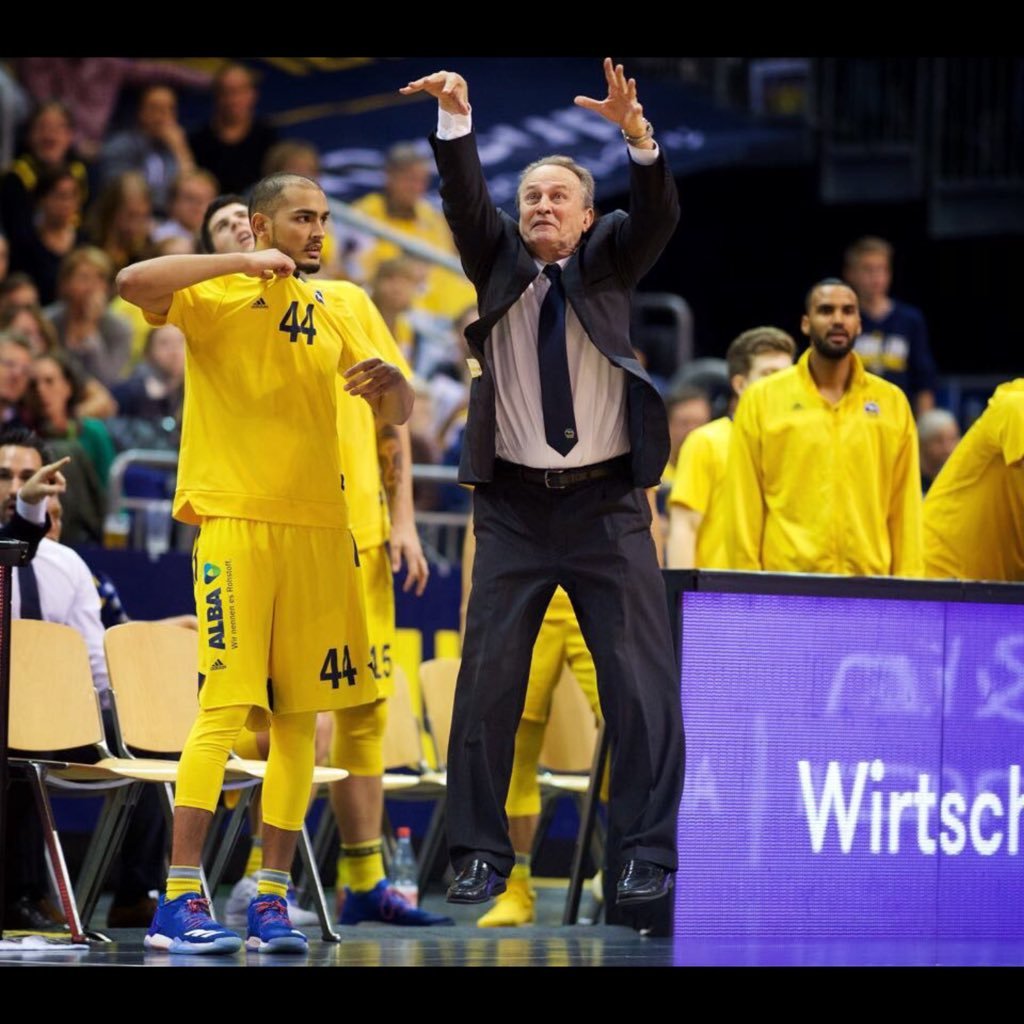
[
  {"xmin": 430, "ymin": 131, "xmax": 679, "ymax": 489},
  {"xmin": 0, "ymin": 511, "xmax": 48, "ymax": 563}
]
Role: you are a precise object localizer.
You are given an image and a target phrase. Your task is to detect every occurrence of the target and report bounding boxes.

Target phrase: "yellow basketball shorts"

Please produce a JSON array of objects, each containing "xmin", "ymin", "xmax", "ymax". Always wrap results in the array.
[
  {"xmin": 358, "ymin": 542, "xmax": 397, "ymax": 701},
  {"xmin": 522, "ymin": 587, "xmax": 600, "ymax": 723},
  {"xmin": 193, "ymin": 517, "xmax": 378, "ymax": 731}
]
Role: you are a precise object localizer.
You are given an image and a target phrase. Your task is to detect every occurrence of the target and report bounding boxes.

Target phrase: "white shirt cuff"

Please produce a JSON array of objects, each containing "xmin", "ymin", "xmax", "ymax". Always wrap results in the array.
[
  {"xmin": 437, "ymin": 108, "xmax": 472, "ymax": 141},
  {"xmin": 16, "ymin": 493, "xmax": 48, "ymax": 525},
  {"xmin": 627, "ymin": 141, "xmax": 660, "ymax": 165}
]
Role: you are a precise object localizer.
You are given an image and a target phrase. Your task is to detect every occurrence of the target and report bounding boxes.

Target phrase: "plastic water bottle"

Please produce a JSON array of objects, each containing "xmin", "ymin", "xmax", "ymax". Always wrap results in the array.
[{"xmin": 389, "ymin": 827, "xmax": 419, "ymax": 906}]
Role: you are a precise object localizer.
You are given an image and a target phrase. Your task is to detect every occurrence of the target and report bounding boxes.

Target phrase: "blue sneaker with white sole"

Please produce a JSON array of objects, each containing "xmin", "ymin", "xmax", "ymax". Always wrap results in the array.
[
  {"xmin": 245, "ymin": 894, "xmax": 308, "ymax": 954},
  {"xmin": 144, "ymin": 893, "xmax": 242, "ymax": 955}
]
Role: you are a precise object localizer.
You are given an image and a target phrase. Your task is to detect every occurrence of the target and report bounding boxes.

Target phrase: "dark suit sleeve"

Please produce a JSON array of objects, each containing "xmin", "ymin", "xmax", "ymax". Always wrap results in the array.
[
  {"xmin": 612, "ymin": 149, "xmax": 680, "ymax": 287},
  {"xmin": 429, "ymin": 132, "xmax": 506, "ymax": 286},
  {"xmin": 0, "ymin": 511, "xmax": 49, "ymax": 561}
]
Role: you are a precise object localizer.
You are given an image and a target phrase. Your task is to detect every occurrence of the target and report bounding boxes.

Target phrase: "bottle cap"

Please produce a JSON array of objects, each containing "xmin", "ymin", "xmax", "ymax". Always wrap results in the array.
[{"xmin": 397, "ymin": 826, "xmax": 412, "ymax": 839}]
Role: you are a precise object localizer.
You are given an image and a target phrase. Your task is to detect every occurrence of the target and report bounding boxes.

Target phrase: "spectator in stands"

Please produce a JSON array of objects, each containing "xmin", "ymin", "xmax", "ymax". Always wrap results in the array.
[
  {"xmin": 351, "ymin": 141, "xmax": 476, "ymax": 320},
  {"xmin": 27, "ymin": 351, "xmax": 113, "ymax": 544},
  {"xmin": 917, "ymin": 407, "xmax": 961, "ymax": 493},
  {"xmin": 723, "ymin": 278, "xmax": 923, "ymax": 576},
  {"xmin": 0, "ymin": 302, "xmax": 59, "ymax": 356},
  {"xmin": 111, "ymin": 323, "xmax": 184, "ymax": 426},
  {"xmin": 1, "ymin": 426, "xmax": 169, "ymax": 929},
  {"xmin": 0, "ymin": 302, "xmax": 117, "ymax": 421},
  {"xmin": 370, "ymin": 256, "xmax": 462, "ymax": 384},
  {"xmin": 667, "ymin": 326, "xmax": 795, "ymax": 569},
  {"xmin": 43, "ymin": 247, "xmax": 133, "ymax": 386},
  {"xmin": 0, "ymin": 272, "xmax": 40, "ymax": 318},
  {"xmin": 6, "ymin": 164, "xmax": 87, "ymax": 306},
  {"xmin": 17, "ymin": 58, "xmax": 210, "ymax": 161},
  {"xmin": 261, "ymin": 138, "xmax": 320, "ymax": 180},
  {"xmin": 0, "ymin": 101, "xmax": 88, "ymax": 240},
  {"xmin": 844, "ymin": 235, "xmax": 939, "ymax": 415},
  {"xmin": 188, "ymin": 63, "xmax": 278, "ymax": 195},
  {"xmin": 152, "ymin": 169, "xmax": 219, "ymax": 247},
  {"xmin": 100, "ymin": 85, "xmax": 197, "ymax": 217},
  {"xmin": 86, "ymin": 171, "xmax": 156, "ymax": 276},
  {"xmin": 0, "ymin": 333, "xmax": 33, "ymax": 427},
  {"xmin": 663, "ymin": 383, "xmax": 712, "ymax": 487}
]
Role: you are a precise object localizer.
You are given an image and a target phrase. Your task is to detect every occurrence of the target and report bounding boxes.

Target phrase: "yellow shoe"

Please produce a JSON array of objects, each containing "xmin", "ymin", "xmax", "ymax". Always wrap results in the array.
[{"xmin": 476, "ymin": 878, "xmax": 536, "ymax": 927}]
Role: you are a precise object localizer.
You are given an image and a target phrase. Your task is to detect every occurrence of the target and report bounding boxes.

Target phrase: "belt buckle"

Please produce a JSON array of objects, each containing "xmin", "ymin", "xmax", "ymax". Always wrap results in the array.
[{"xmin": 543, "ymin": 469, "xmax": 568, "ymax": 490}]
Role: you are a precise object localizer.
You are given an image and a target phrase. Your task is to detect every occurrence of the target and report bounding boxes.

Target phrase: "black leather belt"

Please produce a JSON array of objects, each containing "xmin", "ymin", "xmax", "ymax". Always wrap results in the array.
[{"xmin": 495, "ymin": 455, "xmax": 630, "ymax": 490}]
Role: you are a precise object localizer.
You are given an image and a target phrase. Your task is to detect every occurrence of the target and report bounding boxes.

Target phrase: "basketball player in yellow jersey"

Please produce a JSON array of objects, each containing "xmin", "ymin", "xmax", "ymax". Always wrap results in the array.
[
  {"xmin": 116, "ymin": 172, "xmax": 414, "ymax": 955},
  {"xmin": 199, "ymin": 196, "xmax": 450, "ymax": 926},
  {"xmin": 322, "ymin": 280, "xmax": 455, "ymax": 926}
]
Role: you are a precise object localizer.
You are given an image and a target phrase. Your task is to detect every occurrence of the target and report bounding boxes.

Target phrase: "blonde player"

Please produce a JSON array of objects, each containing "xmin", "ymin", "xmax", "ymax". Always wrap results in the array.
[
  {"xmin": 666, "ymin": 327, "xmax": 795, "ymax": 569},
  {"xmin": 117, "ymin": 172, "xmax": 413, "ymax": 955}
]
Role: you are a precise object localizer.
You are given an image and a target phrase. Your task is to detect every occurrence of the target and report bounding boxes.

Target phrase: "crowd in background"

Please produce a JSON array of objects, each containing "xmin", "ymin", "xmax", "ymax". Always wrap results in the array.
[
  {"xmin": 0, "ymin": 58, "xmax": 976, "ymax": 551},
  {"xmin": 0, "ymin": 59, "xmax": 484, "ymax": 544}
]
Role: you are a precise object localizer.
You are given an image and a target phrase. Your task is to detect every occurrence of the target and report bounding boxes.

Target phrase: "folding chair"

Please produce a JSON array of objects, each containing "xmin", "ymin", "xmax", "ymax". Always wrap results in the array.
[
  {"xmin": 8, "ymin": 620, "xmax": 214, "ymax": 941},
  {"xmin": 103, "ymin": 621, "xmax": 348, "ymax": 941}
]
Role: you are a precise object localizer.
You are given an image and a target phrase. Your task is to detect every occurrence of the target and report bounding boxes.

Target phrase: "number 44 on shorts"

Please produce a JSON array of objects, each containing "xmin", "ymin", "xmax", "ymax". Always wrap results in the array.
[{"xmin": 320, "ymin": 646, "xmax": 358, "ymax": 688}]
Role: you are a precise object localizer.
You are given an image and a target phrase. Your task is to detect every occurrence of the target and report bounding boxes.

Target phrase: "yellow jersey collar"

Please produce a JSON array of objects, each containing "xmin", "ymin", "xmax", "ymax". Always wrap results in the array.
[{"xmin": 796, "ymin": 348, "xmax": 868, "ymax": 405}]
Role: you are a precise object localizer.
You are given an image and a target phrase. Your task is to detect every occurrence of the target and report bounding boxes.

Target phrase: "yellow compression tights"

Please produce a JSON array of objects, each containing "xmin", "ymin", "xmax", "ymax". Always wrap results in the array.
[
  {"xmin": 176, "ymin": 705, "xmax": 317, "ymax": 832},
  {"xmin": 505, "ymin": 717, "xmax": 547, "ymax": 818},
  {"xmin": 330, "ymin": 698, "xmax": 387, "ymax": 777}
]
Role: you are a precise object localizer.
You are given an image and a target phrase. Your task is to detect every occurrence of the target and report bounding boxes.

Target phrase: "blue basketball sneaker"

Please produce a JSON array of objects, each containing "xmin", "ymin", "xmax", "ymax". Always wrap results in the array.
[
  {"xmin": 339, "ymin": 881, "xmax": 455, "ymax": 927},
  {"xmin": 245, "ymin": 894, "xmax": 309, "ymax": 954},
  {"xmin": 144, "ymin": 893, "xmax": 242, "ymax": 955}
]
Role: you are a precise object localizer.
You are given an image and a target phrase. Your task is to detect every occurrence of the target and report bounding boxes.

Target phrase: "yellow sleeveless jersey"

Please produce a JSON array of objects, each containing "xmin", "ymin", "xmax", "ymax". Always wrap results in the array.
[
  {"xmin": 321, "ymin": 281, "xmax": 412, "ymax": 552},
  {"xmin": 725, "ymin": 350, "xmax": 923, "ymax": 577},
  {"xmin": 924, "ymin": 379, "xmax": 1024, "ymax": 581},
  {"xmin": 151, "ymin": 272, "xmax": 378, "ymax": 529},
  {"xmin": 669, "ymin": 416, "xmax": 733, "ymax": 569}
]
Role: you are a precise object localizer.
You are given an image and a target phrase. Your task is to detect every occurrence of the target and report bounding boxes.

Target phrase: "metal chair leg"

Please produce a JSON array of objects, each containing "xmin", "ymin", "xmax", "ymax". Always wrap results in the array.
[
  {"xmin": 295, "ymin": 796, "xmax": 337, "ymax": 907},
  {"xmin": 295, "ymin": 822, "xmax": 340, "ymax": 942},
  {"xmin": 76, "ymin": 783, "xmax": 138, "ymax": 929},
  {"xmin": 416, "ymin": 793, "xmax": 447, "ymax": 893},
  {"xmin": 563, "ymin": 722, "xmax": 609, "ymax": 926},
  {"xmin": 24, "ymin": 763, "xmax": 88, "ymax": 943}
]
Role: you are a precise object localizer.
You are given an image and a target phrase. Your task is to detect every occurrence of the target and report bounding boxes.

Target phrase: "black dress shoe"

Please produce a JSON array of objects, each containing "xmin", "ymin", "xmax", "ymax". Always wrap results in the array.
[
  {"xmin": 3, "ymin": 895, "xmax": 67, "ymax": 931},
  {"xmin": 446, "ymin": 859, "xmax": 507, "ymax": 904},
  {"xmin": 616, "ymin": 859, "xmax": 672, "ymax": 905}
]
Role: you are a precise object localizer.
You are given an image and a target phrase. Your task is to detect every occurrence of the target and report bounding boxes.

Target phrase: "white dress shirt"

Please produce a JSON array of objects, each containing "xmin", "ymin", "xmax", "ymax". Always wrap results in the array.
[
  {"xmin": 12, "ymin": 536, "xmax": 110, "ymax": 697},
  {"xmin": 437, "ymin": 109, "xmax": 658, "ymax": 470}
]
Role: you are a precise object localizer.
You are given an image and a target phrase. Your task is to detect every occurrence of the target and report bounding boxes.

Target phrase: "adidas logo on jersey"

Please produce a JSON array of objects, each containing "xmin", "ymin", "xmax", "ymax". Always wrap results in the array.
[
  {"xmin": 251, "ymin": 297, "xmax": 268, "ymax": 309},
  {"xmin": 210, "ymin": 658, "xmax": 227, "ymax": 671}
]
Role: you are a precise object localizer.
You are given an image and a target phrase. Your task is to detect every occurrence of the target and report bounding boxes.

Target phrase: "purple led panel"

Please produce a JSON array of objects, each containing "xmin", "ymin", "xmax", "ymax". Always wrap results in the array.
[{"xmin": 674, "ymin": 591, "xmax": 1023, "ymax": 939}]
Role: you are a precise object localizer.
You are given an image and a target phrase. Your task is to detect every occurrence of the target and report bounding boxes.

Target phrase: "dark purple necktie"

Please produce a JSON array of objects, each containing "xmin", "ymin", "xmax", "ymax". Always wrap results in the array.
[{"xmin": 537, "ymin": 264, "xmax": 578, "ymax": 456}]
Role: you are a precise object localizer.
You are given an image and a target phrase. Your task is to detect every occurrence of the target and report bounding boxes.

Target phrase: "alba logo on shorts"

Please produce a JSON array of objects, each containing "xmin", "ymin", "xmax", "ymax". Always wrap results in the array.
[{"xmin": 204, "ymin": 562, "xmax": 221, "ymax": 585}]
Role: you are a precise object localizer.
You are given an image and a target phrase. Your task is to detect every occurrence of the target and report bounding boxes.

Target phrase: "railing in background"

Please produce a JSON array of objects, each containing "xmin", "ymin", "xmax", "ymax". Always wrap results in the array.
[
  {"xmin": 633, "ymin": 292, "xmax": 694, "ymax": 387},
  {"xmin": 107, "ymin": 451, "xmax": 468, "ymax": 562},
  {"xmin": 815, "ymin": 57, "xmax": 926, "ymax": 203},
  {"xmin": 928, "ymin": 57, "xmax": 1024, "ymax": 237},
  {"xmin": 101, "ymin": 374, "xmax": 1009, "ymax": 554}
]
